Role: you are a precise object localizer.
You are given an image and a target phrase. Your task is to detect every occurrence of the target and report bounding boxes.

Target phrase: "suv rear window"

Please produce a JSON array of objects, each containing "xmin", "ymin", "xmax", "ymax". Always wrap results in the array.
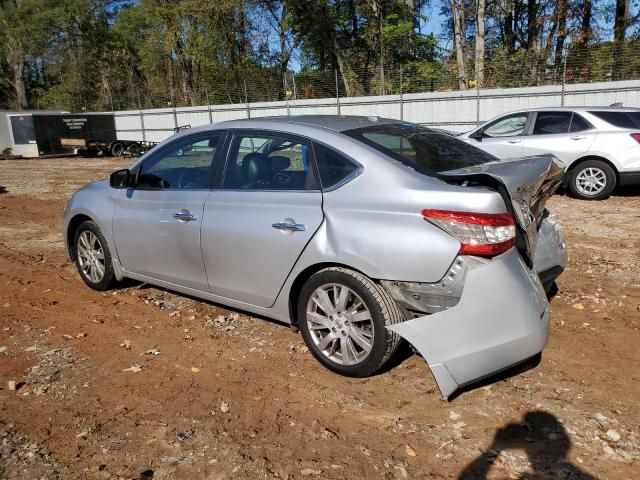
[
  {"xmin": 588, "ymin": 111, "xmax": 640, "ymax": 129},
  {"xmin": 344, "ymin": 124, "xmax": 497, "ymax": 174}
]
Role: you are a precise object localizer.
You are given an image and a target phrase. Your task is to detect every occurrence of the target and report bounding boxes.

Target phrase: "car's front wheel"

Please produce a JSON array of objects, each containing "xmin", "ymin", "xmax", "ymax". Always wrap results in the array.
[
  {"xmin": 568, "ymin": 160, "xmax": 616, "ymax": 200},
  {"xmin": 297, "ymin": 267, "xmax": 404, "ymax": 377},
  {"xmin": 73, "ymin": 221, "xmax": 117, "ymax": 291}
]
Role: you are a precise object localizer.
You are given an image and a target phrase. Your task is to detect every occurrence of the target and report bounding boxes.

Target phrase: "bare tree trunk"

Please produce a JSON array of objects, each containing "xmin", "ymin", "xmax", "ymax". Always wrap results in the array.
[
  {"xmin": 612, "ymin": 0, "xmax": 630, "ymax": 79},
  {"xmin": 452, "ymin": 0, "xmax": 468, "ymax": 90},
  {"xmin": 475, "ymin": 0, "xmax": 485, "ymax": 88},
  {"xmin": 6, "ymin": 36, "xmax": 27, "ymax": 109},
  {"xmin": 579, "ymin": 0, "xmax": 592, "ymax": 44},
  {"xmin": 369, "ymin": 0, "xmax": 385, "ymax": 95},
  {"xmin": 333, "ymin": 40, "xmax": 352, "ymax": 97},
  {"xmin": 553, "ymin": 0, "xmax": 568, "ymax": 77},
  {"xmin": 527, "ymin": 0, "xmax": 539, "ymax": 84},
  {"xmin": 503, "ymin": 0, "xmax": 516, "ymax": 52}
]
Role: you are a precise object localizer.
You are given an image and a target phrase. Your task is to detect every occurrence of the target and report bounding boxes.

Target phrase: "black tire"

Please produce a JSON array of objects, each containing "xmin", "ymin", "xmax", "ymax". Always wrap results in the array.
[
  {"xmin": 297, "ymin": 267, "xmax": 404, "ymax": 377},
  {"xmin": 127, "ymin": 142, "xmax": 141, "ymax": 156},
  {"xmin": 110, "ymin": 142, "xmax": 124, "ymax": 157},
  {"xmin": 73, "ymin": 221, "xmax": 117, "ymax": 291},
  {"xmin": 568, "ymin": 160, "xmax": 616, "ymax": 200}
]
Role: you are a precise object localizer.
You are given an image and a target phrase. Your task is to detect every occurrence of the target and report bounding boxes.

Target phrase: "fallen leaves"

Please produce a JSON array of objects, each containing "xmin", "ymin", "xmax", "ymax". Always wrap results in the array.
[
  {"xmin": 122, "ymin": 364, "xmax": 143, "ymax": 373},
  {"xmin": 140, "ymin": 348, "xmax": 160, "ymax": 356},
  {"xmin": 220, "ymin": 401, "xmax": 230, "ymax": 413},
  {"xmin": 63, "ymin": 333, "xmax": 87, "ymax": 340},
  {"xmin": 119, "ymin": 340, "xmax": 131, "ymax": 349},
  {"xmin": 191, "ymin": 367, "xmax": 201, "ymax": 373},
  {"xmin": 405, "ymin": 444, "xmax": 417, "ymax": 457}
]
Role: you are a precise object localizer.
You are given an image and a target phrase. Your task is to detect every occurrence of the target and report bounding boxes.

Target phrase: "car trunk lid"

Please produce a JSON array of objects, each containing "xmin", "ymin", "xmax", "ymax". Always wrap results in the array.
[{"xmin": 437, "ymin": 154, "xmax": 565, "ymax": 260}]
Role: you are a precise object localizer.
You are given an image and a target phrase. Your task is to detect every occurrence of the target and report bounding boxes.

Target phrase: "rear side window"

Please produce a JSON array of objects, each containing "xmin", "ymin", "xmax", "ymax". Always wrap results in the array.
[
  {"xmin": 588, "ymin": 111, "xmax": 640, "ymax": 129},
  {"xmin": 313, "ymin": 143, "xmax": 359, "ymax": 189},
  {"xmin": 569, "ymin": 113, "xmax": 592, "ymax": 132},
  {"xmin": 344, "ymin": 124, "xmax": 497, "ymax": 175},
  {"xmin": 533, "ymin": 112, "xmax": 572, "ymax": 134},
  {"xmin": 223, "ymin": 134, "xmax": 317, "ymax": 190}
]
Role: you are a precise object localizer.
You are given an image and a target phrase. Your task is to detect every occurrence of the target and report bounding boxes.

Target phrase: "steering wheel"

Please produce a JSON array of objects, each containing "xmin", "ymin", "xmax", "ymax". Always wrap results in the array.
[{"xmin": 272, "ymin": 172, "xmax": 291, "ymax": 186}]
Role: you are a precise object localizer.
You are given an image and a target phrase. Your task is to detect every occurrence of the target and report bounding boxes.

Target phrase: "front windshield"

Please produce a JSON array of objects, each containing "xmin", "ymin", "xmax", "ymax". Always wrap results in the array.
[{"xmin": 343, "ymin": 123, "xmax": 498, "ymax": 174}]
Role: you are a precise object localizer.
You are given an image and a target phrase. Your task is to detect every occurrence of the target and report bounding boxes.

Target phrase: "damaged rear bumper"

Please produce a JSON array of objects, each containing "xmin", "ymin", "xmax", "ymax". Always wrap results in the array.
[{"xmin": 387, "ymin": 248, "xmax": 549, "ymax": 399}]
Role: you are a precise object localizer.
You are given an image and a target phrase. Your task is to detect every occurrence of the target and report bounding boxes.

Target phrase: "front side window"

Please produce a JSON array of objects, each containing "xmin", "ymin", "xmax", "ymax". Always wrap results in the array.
[
  {"xmin": 533, "ymin": 112, "xmax": 573, "ymax": 135},
  {"xmin": 137, "ymin": 133, "xmax": 223, "ymax": 189},
  {"xmin": 223, "ymin": 134, "xmax": 316, "ymax": 190},
  {"xmin": 344, "ymin": 124, "xmax": 497, "ymax": 174},
  {"xmin": 482, "ymin": 113, "xmax": 529, "ymax": 137}
]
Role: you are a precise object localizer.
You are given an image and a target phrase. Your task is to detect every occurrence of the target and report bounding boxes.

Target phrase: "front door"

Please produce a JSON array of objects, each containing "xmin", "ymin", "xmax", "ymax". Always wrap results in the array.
[
  {"xmin": 113, "ymin": 132, "xmax": 226, "ymax": 291},
  {"xmin": 202, "ymin": 131, "xmax": 324, "ymax": 307},
  {"xmin": 470, "ymin": 112, "xmax": 531, "ymax": 159}
]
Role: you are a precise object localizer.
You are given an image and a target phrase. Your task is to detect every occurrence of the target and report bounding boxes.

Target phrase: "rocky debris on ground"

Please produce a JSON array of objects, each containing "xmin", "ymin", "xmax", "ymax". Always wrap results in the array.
[{"xmin": 0, "ymin": 422, "xmax": 67, "ymax": 477}]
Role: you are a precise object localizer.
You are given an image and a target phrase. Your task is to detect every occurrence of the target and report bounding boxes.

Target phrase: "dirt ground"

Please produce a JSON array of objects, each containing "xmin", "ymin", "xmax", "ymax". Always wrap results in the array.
[{"xmin": 0, "ymin": 156, "xmax": 638, "ymax": 480}]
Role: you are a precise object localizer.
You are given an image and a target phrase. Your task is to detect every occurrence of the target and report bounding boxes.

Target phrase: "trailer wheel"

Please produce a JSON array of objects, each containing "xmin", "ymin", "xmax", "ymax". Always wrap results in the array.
[
  {"xmin": 110, "ymin": 142, "xmax": 124, "ymax": 157},
  {"xmin": 127, "ymin": 142, "xmax": 141, "ymax": 156}
]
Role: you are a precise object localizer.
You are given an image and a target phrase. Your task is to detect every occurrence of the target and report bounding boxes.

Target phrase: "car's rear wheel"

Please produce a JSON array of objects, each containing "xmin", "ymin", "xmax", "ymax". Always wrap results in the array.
[
  {"xmin": 297, "ymin": 267, "xmax": 404, "ymax": 377},
  {"xmin": 568, "ymin": 160, "xmax": 616, "ymax": 200},
  {"xmin": 73, "ymin": 221, "xmax": 117, "ymax": 291}
]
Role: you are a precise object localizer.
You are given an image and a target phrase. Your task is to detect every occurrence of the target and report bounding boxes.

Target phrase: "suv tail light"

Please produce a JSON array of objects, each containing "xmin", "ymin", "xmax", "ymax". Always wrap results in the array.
[
  {"xmin": 631, "ymin": 133, "xmax": 640, "ymax": 143},
  {"xmin": 422, "ymin": 209, "xmax": 516, "ymax": 257}
]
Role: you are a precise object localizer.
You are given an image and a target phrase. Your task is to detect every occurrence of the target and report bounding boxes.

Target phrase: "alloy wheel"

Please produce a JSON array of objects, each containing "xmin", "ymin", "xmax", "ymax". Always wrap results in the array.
[
  {"xmin": 77, "ymin": 231, "xmax": 106, "ymax": 283},
  {"xmin": 575, "ymin": 167, "xmax": 607, "ymax": 196},
  {"xmin": 306, "ymin": 283, "xmax": 375, "ymax": 365}
]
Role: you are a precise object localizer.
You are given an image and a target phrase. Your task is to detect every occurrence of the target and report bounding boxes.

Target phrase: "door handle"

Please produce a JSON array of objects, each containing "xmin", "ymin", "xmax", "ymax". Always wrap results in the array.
[
  {"xmin": 570, "ymin": 135, "xmax": 586, "ymax": 140},
  {"xmin": 272, "ymin": 222, "xmax": 306, "ymax": 232},
  {"xmin": 507, "ymin": 139, "xmax": 521, "ymax": 144},
  {"xmin": 173, "ymin": 210, "xmax": 197, "ymax": 222}
]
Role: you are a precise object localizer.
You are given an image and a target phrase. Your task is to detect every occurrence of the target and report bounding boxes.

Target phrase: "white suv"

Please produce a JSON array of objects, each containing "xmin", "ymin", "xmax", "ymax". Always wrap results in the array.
[{"xmin": 457, "ymin": 107, "xmax": 640, "ymax": 200}]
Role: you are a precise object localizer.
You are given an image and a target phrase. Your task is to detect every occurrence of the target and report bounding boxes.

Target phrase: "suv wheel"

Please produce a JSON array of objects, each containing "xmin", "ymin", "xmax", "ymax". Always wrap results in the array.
[
  {"xmin": 568, "ymin": 160, "xmax": 616, "ymax": 200},
  {"xmin": 297, "ymin": 267, "xmax": 404, "ymax": 377},
  {"xmin": 73, "ymin": 221, "xmax": 117, "ymax": 290}
]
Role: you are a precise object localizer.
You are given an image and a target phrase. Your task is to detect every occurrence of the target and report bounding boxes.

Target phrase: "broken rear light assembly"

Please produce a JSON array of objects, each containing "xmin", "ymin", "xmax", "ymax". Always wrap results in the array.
[{"xmin": 422, "ymin": 209, "xmax": 516, "ymax": 257}]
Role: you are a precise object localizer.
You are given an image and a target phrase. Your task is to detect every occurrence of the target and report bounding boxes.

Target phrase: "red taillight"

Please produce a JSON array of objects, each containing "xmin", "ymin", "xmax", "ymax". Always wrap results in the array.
[
  {"xmin": 631, "ymin": 133, "xmax": 640, "ymax": 143},
  {"xmin": 421, "ymin": 209, "xmax": 516, "ymax": 257}
]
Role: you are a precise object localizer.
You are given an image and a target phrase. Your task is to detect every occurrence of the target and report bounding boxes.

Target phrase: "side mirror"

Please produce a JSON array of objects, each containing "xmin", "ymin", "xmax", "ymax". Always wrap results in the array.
[
  {"xmin": 109, "ymin": 169, "xmax": 131, "ymax": 189},
  {"xmin": 470, "ymin": 130, "xmax": 484, "ymax": 141}
]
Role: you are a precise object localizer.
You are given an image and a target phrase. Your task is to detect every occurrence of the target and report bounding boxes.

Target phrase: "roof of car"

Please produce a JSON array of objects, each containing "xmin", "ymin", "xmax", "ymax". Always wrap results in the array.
[
  {"xmin": 217, "ymin": 115, "xmax": 406, "ymax": 132},
  {"xmin": 517, "ymin": 106, "xmax": 640, "ymax": 112}
]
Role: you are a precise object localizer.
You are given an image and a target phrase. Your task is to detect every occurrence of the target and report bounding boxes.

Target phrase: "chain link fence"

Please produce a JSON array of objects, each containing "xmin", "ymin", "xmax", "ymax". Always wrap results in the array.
[{"xmin": 107, "ymin": 42, "xmax": 640, "ymax": 143}]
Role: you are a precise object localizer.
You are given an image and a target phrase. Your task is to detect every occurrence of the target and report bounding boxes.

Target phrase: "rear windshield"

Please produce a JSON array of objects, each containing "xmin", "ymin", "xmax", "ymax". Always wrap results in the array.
[
  {"xmin": 588, "ymin": 111, "xmax": 640, "ymax": 129},
  {"xmin": 343, "ymin": 124, "xmax": 497, "ymax": 174}
]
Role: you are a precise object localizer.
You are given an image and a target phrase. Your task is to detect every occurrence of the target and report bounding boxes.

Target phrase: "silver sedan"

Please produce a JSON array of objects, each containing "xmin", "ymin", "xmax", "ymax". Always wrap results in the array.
[{"xmin": 63, "ymin": 116, "xmax": 566, "ymax": 398}]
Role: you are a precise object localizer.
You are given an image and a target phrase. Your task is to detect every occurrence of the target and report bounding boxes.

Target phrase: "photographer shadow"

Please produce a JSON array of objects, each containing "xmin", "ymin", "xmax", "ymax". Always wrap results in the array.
[{"xmin": 458, "ymin": 411, "xmax": 598, "ymax": 479}]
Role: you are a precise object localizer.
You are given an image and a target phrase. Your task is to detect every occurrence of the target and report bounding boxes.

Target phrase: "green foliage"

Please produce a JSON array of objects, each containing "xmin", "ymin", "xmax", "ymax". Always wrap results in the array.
[{"xmin": 0, "ymin": 0, "xmax": 639, "ymax": 110}]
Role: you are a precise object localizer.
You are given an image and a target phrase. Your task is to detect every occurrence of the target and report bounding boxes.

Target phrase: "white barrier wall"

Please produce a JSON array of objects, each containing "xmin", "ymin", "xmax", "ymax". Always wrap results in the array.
[{"xmin": 114, "ymin": 79, "xmax": 640, "ymax": 142}]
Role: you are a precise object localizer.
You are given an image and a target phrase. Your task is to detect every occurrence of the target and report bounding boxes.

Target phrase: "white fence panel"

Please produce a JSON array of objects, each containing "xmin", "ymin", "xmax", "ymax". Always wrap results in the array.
[{"xmin": 114, "ymin": 79, "xmax": 640, "ymax": 141}]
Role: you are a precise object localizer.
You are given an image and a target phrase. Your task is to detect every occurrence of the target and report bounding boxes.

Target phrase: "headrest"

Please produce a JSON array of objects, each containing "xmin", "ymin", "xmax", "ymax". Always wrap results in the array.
[
  {"xmin": 208, "ymin": 137, "xmax": 220, "ymax": 149},
  {"xmin": 269, "ymin": 155, "xmax": 291, "ymax": 172},
  {"xmin": 242, "ymin": 152, "xmax": 270, "ymax": 184}
]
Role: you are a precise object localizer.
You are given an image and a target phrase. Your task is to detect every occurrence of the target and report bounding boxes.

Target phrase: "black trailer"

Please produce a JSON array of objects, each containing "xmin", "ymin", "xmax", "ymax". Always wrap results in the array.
[{"xmin": 32, "ymin": 113, "xmax": 146, "ymax": 157}]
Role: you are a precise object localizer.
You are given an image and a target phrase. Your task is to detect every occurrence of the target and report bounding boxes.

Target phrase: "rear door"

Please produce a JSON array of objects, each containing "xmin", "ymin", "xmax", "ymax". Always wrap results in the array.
[
  {"xmin": 467, "ymin": 112, "xmax": 530, "ymax": 159},
  {"xmin": 521, "ymin": 111, "xmax": 596, "ymax": 163},
  {"xmin": 112, "ymin": 132, "xmax": 226, "ymax": 290},
  {"xmin": 201, "ymin": 130, "xmax": 323, "ymax": 307}
]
